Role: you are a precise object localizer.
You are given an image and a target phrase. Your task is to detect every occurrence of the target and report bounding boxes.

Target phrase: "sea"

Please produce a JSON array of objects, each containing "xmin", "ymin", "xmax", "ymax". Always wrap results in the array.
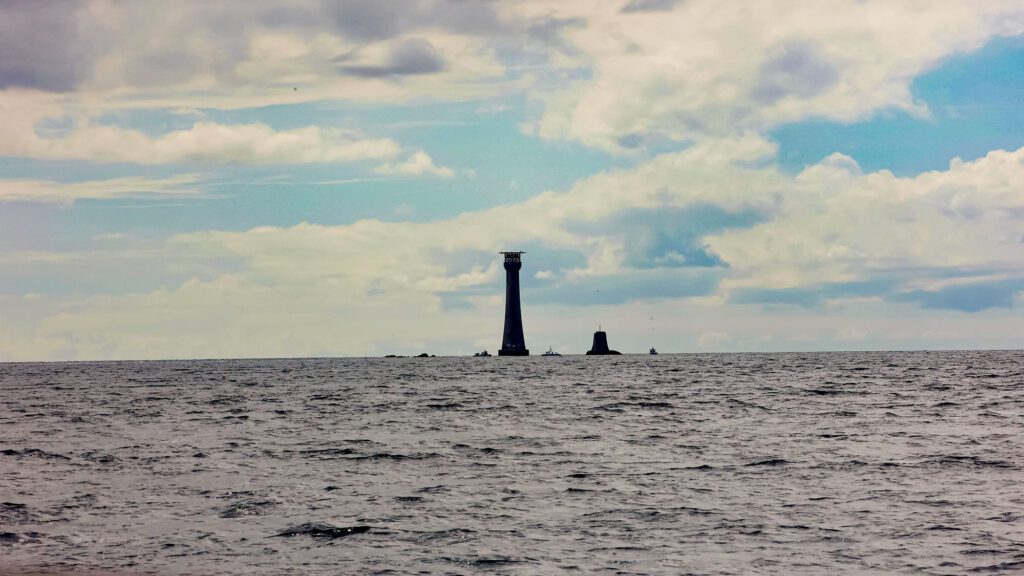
[{"xmin": 1, "ymin": 351, "xmax": 1022, "ymax": 575}]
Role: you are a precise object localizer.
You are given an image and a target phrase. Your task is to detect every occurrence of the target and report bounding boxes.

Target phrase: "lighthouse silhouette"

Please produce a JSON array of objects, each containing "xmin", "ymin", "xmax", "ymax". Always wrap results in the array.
[{"xmin": 498, "ymin": 251, "xmax": 529, "ymax": 356}]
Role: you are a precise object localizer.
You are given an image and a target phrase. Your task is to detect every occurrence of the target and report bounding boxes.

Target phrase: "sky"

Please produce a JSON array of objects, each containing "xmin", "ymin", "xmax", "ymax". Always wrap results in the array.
[{"xmin": 2, "ymin": 0, "xmax": 1024, "ymax": 361}]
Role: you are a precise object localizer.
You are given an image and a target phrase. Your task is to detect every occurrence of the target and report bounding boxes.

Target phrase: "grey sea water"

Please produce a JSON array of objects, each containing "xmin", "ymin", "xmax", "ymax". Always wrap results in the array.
[{"xmin": 1, "ymin": 351, "xmax": 1022, "ymax": 575}]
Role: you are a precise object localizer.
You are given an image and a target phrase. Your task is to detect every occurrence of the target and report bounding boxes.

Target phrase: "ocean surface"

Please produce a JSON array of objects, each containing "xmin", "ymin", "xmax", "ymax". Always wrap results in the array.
[{"xmin": 1, "ymin": 351, "xmax": 1022, "ymax": 575}]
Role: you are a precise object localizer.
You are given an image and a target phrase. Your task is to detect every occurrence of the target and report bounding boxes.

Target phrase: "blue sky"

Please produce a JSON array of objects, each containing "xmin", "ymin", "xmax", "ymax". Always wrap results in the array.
[{"xmin": 2, "ymin": 1, "xmax": 1024, "ymax": 360}]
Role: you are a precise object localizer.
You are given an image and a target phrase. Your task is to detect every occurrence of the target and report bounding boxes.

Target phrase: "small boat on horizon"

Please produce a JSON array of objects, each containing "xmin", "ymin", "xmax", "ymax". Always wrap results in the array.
[
  {"xmin": 542, "ymin": 347, "xmax": 561, "ymax": 357},
  {"xmin": 473, "ymin": 350, "xmax": 491, "ymax": 357},
  {"xmin": 649, "ymin": 347, "xmax": 658, "ymax": 355}
]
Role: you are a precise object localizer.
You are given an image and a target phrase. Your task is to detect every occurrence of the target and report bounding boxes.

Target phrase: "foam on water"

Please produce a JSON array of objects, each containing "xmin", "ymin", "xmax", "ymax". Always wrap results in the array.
[{"xmin": 1, "ymin": 351, "xmax": 1022, "ymax": 574}]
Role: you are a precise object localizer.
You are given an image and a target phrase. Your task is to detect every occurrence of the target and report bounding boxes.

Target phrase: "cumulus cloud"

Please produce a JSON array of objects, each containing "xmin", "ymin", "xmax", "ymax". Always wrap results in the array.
[
  {"xmin": 8, "ymin": 136, "xmax": 1024, "ymax": 358},
  {"xmin": 7, "ymin": 0, "xmax": 1021, "ymax": 154},
  {"xmin": 4, "ymin": 1, "xmax": 1024, "ymax": 359},
  {"xmin": 707, "ymin": 146, "xmax": 1024, "ymax": 293},
  {"xmin": 335, "ymin": 38, "xmax": 445, "ymax": 77},
  {"xmin": 373, "ymin": 150, "xmax": 454, "ymax": 177},
  {"xmin": 128, "ymin": 141, "xmax": 1024, "ymax": 333},
  {"xmin": 139, "ymin": 136, "xmax": 780, "ymax": 327},
  {"xmin": 0, "ymin": 1, "xmax": 510, "ymax": 110},
  {"xmin": 525, "ymin": 0, "xmax": 1024, "ymax": 150},
  {"xmin": 0, "ymin": 91, "xmax": 443, "ymax": 168},
  {"xmin": 3, "ymin": 0, "xmax": 1023, "ymax": 133}
]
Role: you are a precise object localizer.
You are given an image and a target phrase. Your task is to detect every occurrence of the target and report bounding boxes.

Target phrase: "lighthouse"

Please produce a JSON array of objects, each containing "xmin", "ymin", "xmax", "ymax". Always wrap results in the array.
[{"xmin": 498, "ymin": 251, "xmax": 529, "ymax": 356}]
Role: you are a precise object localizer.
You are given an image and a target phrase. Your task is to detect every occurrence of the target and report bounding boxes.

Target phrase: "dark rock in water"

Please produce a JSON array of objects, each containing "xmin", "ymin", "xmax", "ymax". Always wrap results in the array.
[
  {"xmin": 415, "ymin": 353, "xmax": 436, "ymax": 358},
  {"xmin": 273, "ymin": 523, "xmax": 372, "ymax": 539},
  {"xmin": 586, "ymin": 330, "xmax": 621, "ymax": 355},
  {"xmin": 384, "ymin": 354, "xmax": 404, "ymax": 358}
]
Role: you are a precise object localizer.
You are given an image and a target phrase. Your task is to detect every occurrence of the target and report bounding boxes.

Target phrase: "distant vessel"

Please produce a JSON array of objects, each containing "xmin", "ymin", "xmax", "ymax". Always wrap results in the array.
[
  {"xmin": 649, "ymin": 347, "xmax": 658, "ymax": 355},
  {"xmin": 541, "ymin": 347, "xmax": 561, "ymax": 357},
  {"xmin": 473, "ymin": 350, "xmax": 491, "ymax": 357}
]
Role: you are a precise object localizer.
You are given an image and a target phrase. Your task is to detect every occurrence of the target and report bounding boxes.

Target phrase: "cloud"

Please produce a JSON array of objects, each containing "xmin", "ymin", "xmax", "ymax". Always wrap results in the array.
[
  {"xmin": 373, "ymin": 150, "xmax": 454, "ymax": 177},
  {"xmin": 475, "ymin": 101, "xmax": 511, "ymax": 114},
  {"xmin": 93, "ymin": 233, "xmax": 126, "ymax": 241},
  {"xmin": 0, "ymin": 175, "xmax": 202, "ymax": 204},
  {"xmin": 0, "ymin": 1, "xmax": 510, "ymax": 111},
  {"xmin": 0, "ymin": 0, "xmax": 91, "ymax": 91},
  {"xmin": 708, "ymin": 146, "xmax": 1024, "ymax": 292},
  {"xmin": 528, "ymin": 267, "xmax": 722, "ymax": 306},
  {"xmin": 335, "ymin": 38, "xmax": 445, "ymax": 77},
  {"xmin": 157, "ymin": 139, "xmax": 1024, "ymax": 325},
  {"xmin": 123, "ymin": 136, "xmax": 780, "ymax": 332},
  {"xmin": 896, "ymin": 279, "xmax": 1024, "ymax": 312},
  {"xmin": 730, "ymin": 279, "xmax": 893, "ymax": 309},
  {"xmin": 319, "ymin": 0, "xmax": 504, "ymax": 42},
  {"xmin": 568, "ymin": 205, "xmax": 766, "ymax": 270},
  {"xmin": 8, "ymin": 136, "xmax": 1024, "ymax": 358},
  {"xmin": 4, "ymin": 3, "xmax": 1024, "ymax": 360},
  {"xmin": 4, "ymin": 0, "xmax": 1022, "ymax": 132},
  {"xmin": 317, "ymin": 1, "xmax": 410, "ymax": 43},
  {"xmin": 526, "ymin": 0, "xmax": 1024, "ymax": 151},
  {"xmin": 752, "ymin": 41, "xmax": 840, "ymax": 103},
  {"xmin": 620, "ymin": 0, "xmax": 685, "ymax": 14},
  {"xmin": 3, "ymin": 120, "xmax": 403, "ymax": 165}
]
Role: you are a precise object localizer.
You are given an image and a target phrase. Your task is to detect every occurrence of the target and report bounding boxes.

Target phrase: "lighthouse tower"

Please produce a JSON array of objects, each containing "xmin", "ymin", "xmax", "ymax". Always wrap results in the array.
[{"xmin": 498, "ymin": 251, "xmax": 529, "ymax": 356}]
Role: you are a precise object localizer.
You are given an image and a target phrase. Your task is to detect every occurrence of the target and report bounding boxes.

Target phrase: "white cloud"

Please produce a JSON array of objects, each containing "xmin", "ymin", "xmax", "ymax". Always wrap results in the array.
[
  {"xmin": 0, "ymin": 90, "xmax": 445, "ymax": 168},
  {"xmin": 520, "ymin": 0, "xmax": 1024, "ymax": 151},
  {"xmin": 2, "ymin": 119, "xmax": 403, "ymax": 165},
  {"xmin": 373, "ymin": 150, "xmax": 454, "ymax": 177},
  {"xmin": 11, "ymin": 278, "xmax": 1024, "ymax": 360},
  {"xmin": 6, "ymin": 1, "xmax": 1023, "ymax": 161},
  {"xmin": 0, "ymin": 2, "xmax": 512, "ymax": 110},
  {"xmin": 0, "ymin": 175, "xmax": 201, "ymax": 204},
  {"xmin": 707, "ymin": 146, "xmax": 1024, "ymax": 290},
  {"xmin": 7, "ymin": 136, "xmax": 1024, "ymax": 359},
  {"xmin": 5, "ymin": 1, "xmax": 1024, "ymax": 156},
  {"xmin": 4, "ymin": 2, "xmax": 1024, "ymax": 360}
]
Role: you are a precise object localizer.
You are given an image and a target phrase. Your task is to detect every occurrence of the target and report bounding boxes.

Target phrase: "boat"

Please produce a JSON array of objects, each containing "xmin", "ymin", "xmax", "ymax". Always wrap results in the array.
[
  {"xmin": 541, "ymin": 347, "xmax": 561, "ymax": 357},
  {"xmin": 473, "ymin": 350, "xmax": 491, "ymax": 357},
  {"xmin": 649, "ymin": 347, "xmax": 658, "ymax": 355}
]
